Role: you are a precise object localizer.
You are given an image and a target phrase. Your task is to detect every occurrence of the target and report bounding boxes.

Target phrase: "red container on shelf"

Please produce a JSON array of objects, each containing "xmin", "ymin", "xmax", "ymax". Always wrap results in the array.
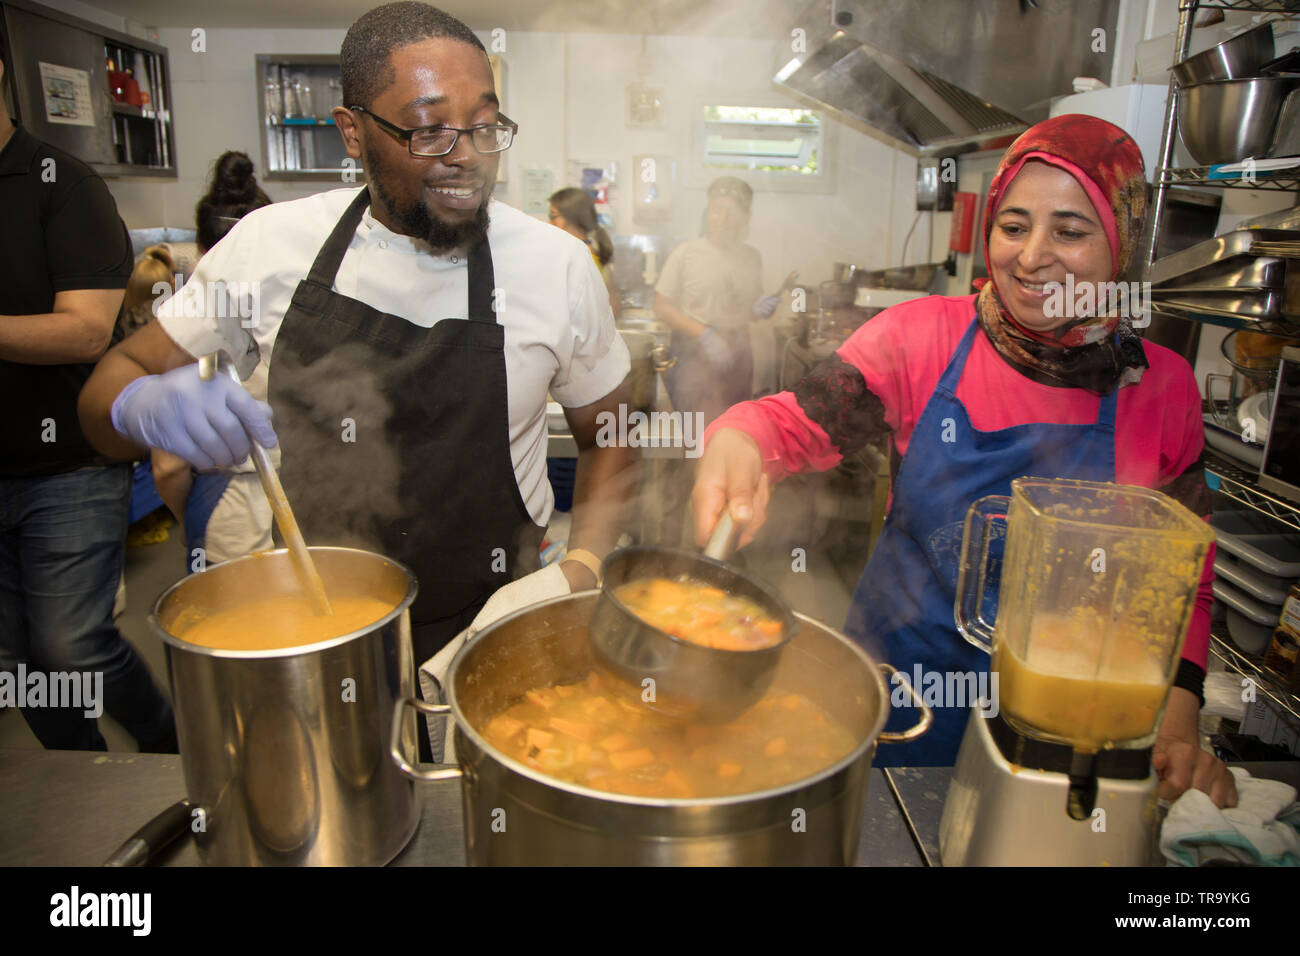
[{"xmin": 109, "ymin": 71, "xmax": 141, "ymax": 106}]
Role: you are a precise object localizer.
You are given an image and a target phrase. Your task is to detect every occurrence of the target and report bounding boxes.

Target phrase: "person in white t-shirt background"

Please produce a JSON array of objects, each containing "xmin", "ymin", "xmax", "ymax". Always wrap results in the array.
[
  {"xmin": 78, "ymin": 3, "xmax": 637, "ymax": 716},
  {"xmin": 653, "ymin": 176, "xmax": 781, "ymax": 424}
]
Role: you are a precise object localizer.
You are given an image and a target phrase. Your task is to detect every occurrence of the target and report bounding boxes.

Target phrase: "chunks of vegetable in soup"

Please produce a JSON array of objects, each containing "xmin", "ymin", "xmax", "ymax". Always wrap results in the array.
[
  {"xmin": 482, "ymin": 670, "xmax": 855, "ymax": 798},
  {"xmin": 613, "ymin": 576, "xmax": 785, "ymax": 650}
]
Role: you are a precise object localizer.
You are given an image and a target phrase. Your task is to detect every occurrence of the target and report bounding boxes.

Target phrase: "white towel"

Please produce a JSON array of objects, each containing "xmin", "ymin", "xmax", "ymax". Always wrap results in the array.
[
  {"xmin": 1160, "ymin": 768, "xmax": 1300, "ymax": 866},
  {"xmin": 417, "ymin": 563, "xmax": 572, "ymax": 761}
]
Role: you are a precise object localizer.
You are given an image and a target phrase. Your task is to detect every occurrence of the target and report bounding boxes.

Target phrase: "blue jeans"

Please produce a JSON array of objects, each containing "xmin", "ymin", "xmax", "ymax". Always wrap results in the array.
[{"xmin": 0, "ymin": 465, "xmax": 175, "ymax": 751}]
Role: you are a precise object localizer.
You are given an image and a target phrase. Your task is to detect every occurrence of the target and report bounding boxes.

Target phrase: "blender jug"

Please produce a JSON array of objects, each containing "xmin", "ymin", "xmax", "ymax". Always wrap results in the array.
[{"xmin": 955, "ymin": 478, "xmax": 1214, "ymax": 752}]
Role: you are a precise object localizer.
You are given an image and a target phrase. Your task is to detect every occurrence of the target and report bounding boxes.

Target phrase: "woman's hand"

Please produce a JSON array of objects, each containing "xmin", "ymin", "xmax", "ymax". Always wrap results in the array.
[
  {"xmin": 1153, "ymin": 686, "xmax": 1237, "ymax": 809},
  {"xmin": 692, "ymin": 428, "xmax": 771, "ymax": 549}
]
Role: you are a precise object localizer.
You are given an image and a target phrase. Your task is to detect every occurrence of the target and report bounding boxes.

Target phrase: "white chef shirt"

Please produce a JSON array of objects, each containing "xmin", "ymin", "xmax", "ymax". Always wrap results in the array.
[{"xmin": 156, "ymin": 186, "xmax": 630, "ymax": 525}]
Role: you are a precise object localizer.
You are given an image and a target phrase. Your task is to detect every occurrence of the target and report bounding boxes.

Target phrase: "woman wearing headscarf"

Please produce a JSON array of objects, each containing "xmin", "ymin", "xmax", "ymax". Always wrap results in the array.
[
  {"xmin": 654, "ymin": 176, "xmax": 780, "ymax": 423},
  {"xmin": 549, "ymin": 187, "xmax": 620, "ymax": 319},
  {"xmin": 693, "ymin": 115, "xmax": 1235, "ymax": 807}
]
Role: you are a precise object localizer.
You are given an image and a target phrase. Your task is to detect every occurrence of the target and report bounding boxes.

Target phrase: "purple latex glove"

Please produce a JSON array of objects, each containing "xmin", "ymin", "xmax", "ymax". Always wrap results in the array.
[
  {"xmin": 697, "ymin": 327, "xmax": 734, "ymax": 371},
  {"xmin": 111, "ymin": 364, "xmax": 277, "ymax": 470},
  {"xmin": 753, "ymin": 293, "xmax": 780, "ymax": 319}
]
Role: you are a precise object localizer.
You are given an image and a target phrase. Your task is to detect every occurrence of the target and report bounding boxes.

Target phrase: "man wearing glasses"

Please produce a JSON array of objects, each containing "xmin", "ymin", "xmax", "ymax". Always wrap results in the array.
[{"xmin": 78, "ymin": 4, "xmax": 635, "ymax": 702}]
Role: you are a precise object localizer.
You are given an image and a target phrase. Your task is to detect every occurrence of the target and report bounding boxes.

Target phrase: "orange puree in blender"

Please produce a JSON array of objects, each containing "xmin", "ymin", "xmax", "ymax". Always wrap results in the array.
[
  {"xmin": 176, "ymin": 594, "xmax": 395, "ymax": 650},
  {"xmin": 995, "ymin": 613, "xmax": 1170, "ymax": 749}
]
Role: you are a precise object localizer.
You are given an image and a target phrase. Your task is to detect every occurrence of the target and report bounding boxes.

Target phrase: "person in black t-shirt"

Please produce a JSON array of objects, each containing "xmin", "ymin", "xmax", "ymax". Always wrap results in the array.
[{"xmin": 0, "ymin": 48, "xmax": 175, "ymax": 752}]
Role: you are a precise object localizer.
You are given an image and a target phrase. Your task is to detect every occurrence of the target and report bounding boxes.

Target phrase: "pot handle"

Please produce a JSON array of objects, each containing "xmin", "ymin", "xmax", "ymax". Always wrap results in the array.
[
  {"xmin": 875, "ymin": 663, "xmax": 933, "ymax": 743},
  {"xmin": 390, "ymin": 697, "xmax": 464, "ymax": 782}
]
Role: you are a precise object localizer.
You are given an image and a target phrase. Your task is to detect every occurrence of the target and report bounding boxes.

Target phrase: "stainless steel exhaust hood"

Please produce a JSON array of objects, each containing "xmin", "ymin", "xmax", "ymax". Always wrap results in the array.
[{"xmin": 775, "ymin": 0, "xmax": 1119, "ymax": 156}]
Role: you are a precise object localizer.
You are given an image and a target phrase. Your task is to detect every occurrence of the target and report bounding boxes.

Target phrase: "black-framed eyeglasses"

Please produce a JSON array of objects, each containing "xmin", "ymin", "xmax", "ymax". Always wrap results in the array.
[{"xmin": 348, "ymin": 106, "xmax": 518, "ymax": 157}]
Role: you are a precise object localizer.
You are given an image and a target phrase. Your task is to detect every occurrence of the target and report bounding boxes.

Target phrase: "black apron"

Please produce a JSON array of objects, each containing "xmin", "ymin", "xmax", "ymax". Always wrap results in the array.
[{"xmin": 268, "ymin": 189, "xmax": 544, "ymax": 665}]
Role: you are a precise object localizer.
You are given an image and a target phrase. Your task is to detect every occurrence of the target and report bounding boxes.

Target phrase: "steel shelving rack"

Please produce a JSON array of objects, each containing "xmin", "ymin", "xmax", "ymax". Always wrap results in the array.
[{"xmin": 1143, "ymin": 0, "xmax": 1300, "ymax": 731}]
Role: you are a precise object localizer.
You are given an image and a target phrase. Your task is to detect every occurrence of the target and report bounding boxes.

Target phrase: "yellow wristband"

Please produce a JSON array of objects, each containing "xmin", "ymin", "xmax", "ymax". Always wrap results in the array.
[{"xmin": 562, "ymin": 548, "xmax": 604, "ymax": 586}]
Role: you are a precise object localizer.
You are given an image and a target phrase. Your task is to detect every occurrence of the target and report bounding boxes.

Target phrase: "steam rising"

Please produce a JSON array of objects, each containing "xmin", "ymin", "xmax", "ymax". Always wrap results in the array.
[{"xmin": 270, "ymin": 342, "xmax": 404, "ymax": 548}]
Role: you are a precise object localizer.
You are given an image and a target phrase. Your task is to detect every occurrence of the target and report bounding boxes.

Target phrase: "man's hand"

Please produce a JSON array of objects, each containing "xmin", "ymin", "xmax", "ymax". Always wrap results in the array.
[
  {"xmin": 692, "ymin": 427, "xmax": 770, "ymax": 549},
  {"xmin": 1153, "ymin": 686, "xmax": 1238, "ymax": 809},
  {"xmin": 111, "ymin": 363, "xmax": 277, "ymax": 470}
]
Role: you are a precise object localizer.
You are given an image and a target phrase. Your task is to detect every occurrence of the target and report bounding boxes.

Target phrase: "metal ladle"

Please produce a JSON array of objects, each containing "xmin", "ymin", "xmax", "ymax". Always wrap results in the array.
[
  {"xmin": 197, "ymin": 351, "xmax": 332, "ymax": 616},
  {"xmin": 589, "ymin": 512, "xmax": 796, "ymax": 722}
]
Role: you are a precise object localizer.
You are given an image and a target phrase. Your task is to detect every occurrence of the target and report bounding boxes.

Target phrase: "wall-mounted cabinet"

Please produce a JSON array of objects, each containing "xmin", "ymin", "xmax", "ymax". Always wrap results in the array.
[
  {"xmin": 0, "ymin": 0, "xmax": 175, "ymax": 177},
  {"xmin": 257, "ymin": 54, "xmax": 355, "ymax": 180}
]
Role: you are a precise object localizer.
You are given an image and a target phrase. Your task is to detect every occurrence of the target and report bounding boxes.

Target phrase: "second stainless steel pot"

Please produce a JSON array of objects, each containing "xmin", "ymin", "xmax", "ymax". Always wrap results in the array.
[
  {"xmin": 392, "ymin": 592, "xmax": 930, "ymax": 865},
  {"xmin": 151, "ymin": 547, "xmax": 420, "ymax": 865}
]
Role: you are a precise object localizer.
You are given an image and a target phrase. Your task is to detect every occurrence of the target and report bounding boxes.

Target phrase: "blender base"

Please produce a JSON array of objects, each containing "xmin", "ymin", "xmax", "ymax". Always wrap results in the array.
[{"xmin": 939, "ymin": 710, "xmax": 1161, "ymax": 866}]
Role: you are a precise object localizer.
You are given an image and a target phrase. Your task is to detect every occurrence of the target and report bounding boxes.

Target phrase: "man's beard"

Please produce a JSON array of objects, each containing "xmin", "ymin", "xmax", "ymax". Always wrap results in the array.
[{"xmin": 365, "ymin": 148, "xmax": 490, "ymax": 254}]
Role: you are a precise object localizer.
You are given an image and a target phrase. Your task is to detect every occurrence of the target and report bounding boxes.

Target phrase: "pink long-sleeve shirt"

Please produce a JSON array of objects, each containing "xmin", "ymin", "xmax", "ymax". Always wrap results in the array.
[{"xmin": 707, "ymin": 294, "xmax": 1215, "ymax": 671}]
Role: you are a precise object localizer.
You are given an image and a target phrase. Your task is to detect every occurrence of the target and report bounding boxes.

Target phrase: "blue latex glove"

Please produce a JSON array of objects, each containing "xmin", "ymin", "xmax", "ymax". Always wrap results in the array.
[
  {"xmin": 753, "ymin": 293, "xmax": 781, "ymax": 319},
  {"xmin": 697, "ymin": 327, "xmax": 734, "ymax": 371},
  {"xmin": 111, "ymin": 365, "xmax": 277, "ymax": 471}
]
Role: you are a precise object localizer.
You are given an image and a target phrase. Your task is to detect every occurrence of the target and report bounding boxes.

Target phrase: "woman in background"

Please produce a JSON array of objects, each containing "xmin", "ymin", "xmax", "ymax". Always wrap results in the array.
[
  {"xmin": 119, "ymin": 244, "xmax": 175, "ymax": 339},
  {"xmin": 548, "ymin": 187, "xmax": 620, "ymax": 319},
  {"xmin": 196, "ymin": 151, "xmax": 272, "ymax": 253}
]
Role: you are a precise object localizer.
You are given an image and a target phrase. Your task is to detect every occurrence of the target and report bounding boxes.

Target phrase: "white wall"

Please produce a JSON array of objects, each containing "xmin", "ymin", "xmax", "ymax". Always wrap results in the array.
[{"xmin": 85, "ymin": 21, "xmax": 915, "ymax": 288}]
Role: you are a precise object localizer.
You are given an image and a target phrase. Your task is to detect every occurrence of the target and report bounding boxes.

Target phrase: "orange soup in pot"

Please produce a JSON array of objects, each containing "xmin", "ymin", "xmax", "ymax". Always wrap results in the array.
[
  {"xmin": 483, "ymin": 670, "xmax": 855, "ymax": 798},
  {"xmin": 174, "ymin": 594, "xmax": 396, "ymax": 651}
]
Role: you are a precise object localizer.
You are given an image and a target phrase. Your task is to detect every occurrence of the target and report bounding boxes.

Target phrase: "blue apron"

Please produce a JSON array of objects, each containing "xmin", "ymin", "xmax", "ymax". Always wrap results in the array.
[{"xmin": 845, "ymin": 318, "xmax": 1118, "ymax": 766}]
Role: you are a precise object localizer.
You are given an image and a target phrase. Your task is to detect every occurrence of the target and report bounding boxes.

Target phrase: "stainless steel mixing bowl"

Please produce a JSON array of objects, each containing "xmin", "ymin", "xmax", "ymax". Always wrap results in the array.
[
  {"xmin": 1170, "ymin": 22, "xmax": 1274, "ymax": 86},
  {"xmin": 1177, "ymin": 76, "xmax": 1300, "ymax": 165}
]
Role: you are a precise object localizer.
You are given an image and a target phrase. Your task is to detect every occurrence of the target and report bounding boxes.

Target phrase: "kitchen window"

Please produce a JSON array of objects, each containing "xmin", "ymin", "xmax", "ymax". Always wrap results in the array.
[
  {"xmin": 690, "ymin": 101, "xmax": 836, "ymax": 196},
  {"xmin": 701, "ymin": 105, "xmax": 823, "ymax": 176}
]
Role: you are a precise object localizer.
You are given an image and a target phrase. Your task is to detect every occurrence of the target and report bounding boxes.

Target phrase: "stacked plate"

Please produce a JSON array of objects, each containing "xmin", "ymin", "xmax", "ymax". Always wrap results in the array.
[{"xmin": 1210, "ymin": 511, "xmax": 1300, "ymax": 654}]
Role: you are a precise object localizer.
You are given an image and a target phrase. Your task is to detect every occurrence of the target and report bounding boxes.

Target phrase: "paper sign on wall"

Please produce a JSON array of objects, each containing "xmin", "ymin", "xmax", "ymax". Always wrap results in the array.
[
  {"xmin": 39, "ymin": 62, "xmax": 96, "ymax": 127},
  {"xmin": 522, "ymin": 168, "xmax": 555, "ymax": 218}
]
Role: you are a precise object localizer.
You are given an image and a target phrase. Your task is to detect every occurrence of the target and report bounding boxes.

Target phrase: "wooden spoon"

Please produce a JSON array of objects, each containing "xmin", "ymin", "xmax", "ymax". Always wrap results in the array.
[{"xmin": 198, "ymin": 351, "xmax": 333, "ymax": 616}]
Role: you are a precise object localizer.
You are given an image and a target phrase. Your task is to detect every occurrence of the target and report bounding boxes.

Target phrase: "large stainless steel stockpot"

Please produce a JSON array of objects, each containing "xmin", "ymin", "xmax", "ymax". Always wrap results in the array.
[
  {"xmin": 392, "ymin": 592, "xmax": 930, "ymax": 865},
  {"xmin": 151, "ymin": 547, "xmax": 420, "ymax": 865}
]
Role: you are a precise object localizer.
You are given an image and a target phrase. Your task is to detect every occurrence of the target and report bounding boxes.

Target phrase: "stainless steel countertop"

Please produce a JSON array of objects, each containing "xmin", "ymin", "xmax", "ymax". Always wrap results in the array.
[
  {"xmin": 0, "ymin": 749, "xmax": 922, "ymax": 866},
  {"xmin": 884, "ymin": 767, "xmax": 950, "ymax": 866}
]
